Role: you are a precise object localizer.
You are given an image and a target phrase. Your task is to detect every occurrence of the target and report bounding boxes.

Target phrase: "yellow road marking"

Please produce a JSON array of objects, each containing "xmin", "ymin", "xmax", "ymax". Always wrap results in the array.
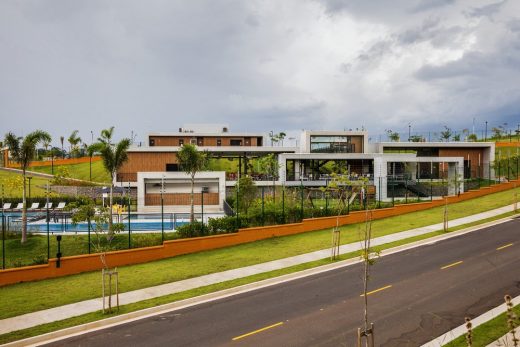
[
  {"xmin": 441, "ymin": 260, "xmax": 463, "ymax": 270},
  {"xmin": 496, "ymin": 243, "xmax": 513, "ymax": 251},
  {"xmin": 360, "ymin": 285, "xmax": 392, "ymax": 297},
  {"xmin": 232, "ymin": 322, "xmax": 284, "ymax": 341}
]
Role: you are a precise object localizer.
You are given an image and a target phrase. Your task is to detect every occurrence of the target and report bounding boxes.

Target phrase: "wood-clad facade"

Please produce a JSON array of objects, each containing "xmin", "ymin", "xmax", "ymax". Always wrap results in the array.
[
  {"xmin": 117, "ymin": 152, "xmax": 178, "ymax": 182},
  {"xmin": 149, "ymin": 135, "xmax": 263, "ymax": 147}
]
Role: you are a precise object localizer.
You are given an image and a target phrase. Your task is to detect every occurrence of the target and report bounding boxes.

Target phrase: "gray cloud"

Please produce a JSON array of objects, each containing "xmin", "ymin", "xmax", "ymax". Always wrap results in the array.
[
  {"xmin": 411, "ymin": 0, "xmax": 456, "ymax": 13},
  {"xmin": 1, "ymin": 0, "xmax": 520, "ymax": 144},
  {"xmin": 466, "ymin": 0, "xmax": 506, "ymax": 18}
]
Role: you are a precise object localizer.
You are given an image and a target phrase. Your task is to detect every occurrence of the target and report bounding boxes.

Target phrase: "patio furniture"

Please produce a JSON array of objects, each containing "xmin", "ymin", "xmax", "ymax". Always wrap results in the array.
[
  {"xmin": 2, "ymin": 203, "xmax": 11, "ymax": 210},
  {"xmin": 56, "ymin": 202, "xmax": 67, "ymax": 210},
  {"xmin": 43, "ymin": 202, "xmax": 53, "ymax": 209},
  {"xmin": 29, "ymin": 203, "xmax": 39, "ymax": 210},
  {"xmin": 15, "ymin": 203, "xmax": 23, "ymax": 210}
]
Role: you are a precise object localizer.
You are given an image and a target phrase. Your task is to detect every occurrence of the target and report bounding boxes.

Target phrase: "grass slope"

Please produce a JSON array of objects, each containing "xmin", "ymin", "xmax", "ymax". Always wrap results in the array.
[
  {"xmin": 0, "ymin": 171, "xmax": 51, "ymax": 198},
  {"xmin": 30, "ymin": 160, "xmax": 110, "ymax": 183}
]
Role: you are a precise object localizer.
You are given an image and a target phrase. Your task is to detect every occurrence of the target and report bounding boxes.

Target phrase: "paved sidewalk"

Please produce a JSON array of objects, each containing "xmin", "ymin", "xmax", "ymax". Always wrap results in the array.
[
  {"xmin": 0, "ymin": 203, "xmax": 517, "ymax": 336},
  {"xmin": 487, "ymin": 331, "xmax": 518, "ymax": 347}
]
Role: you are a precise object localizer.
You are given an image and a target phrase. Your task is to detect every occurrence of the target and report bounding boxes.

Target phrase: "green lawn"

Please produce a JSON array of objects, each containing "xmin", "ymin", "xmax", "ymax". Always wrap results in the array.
[
  {"xmin": 444, "ymin": 303, "xmax": 520, "ymax": 347},
  {"xmin": 30, "ymin": 160, "xmax": 110, "ymax": 183},
  {"xmin": 0, "ymin": 186, "xmax": 519, "ymax": 323}
]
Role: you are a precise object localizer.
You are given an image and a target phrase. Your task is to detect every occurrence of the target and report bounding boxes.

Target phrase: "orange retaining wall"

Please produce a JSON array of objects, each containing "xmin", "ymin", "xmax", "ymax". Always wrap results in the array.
[
  {"xmin": 7, "ymin": 156, "xmax": 102, "ymax": 168},
  {"xmin": 1, "ymin": 179, "xmax": 518, "ymax": 286},
  {"xmin": 496, "ymin": 142, "xmax": 520, "ymax": 148}
]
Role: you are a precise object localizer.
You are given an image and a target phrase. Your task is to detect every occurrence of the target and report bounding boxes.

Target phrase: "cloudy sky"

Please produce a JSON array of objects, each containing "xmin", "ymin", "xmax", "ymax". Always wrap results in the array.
[{"xmin": 1, "ymin": 0, "xmax": 519, "ymax": 145}]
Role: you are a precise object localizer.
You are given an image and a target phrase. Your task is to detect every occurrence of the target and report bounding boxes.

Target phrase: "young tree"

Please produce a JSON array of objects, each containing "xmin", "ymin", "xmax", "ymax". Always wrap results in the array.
[
  {"xmin": 357, "ymin": 177, "xmax": 379, "ymax": 346},
  {"xmin": 492, "ymin": 126, "xmax": 504, "ymax": 139},
  {"xmin": 234, "ymin": 175, "xmax": 257, "ymax": 215},
  {"xmin": 93, "ymin": 129, "xmax": 130, "ymax": 231},
  {"xmin": 467, "ymin": 133, "xmax": 478, "ymax": 142},
  {"xmin": 386, "ymin": 130, "xmax": 400, "ymax": 142},
  {"xmin": 440, "ymin": 126, "xmax": 453, "ymax": 142},
  {"xmin": 269, "ymin": 131, "xmax": 287, "ymax": 146},
  {"xmin": 68, "ymin": 130, "xmax": 82, "ymax": 158},
  {"xmin": 409, "ymin": 135, "xmax": 424, "ymax": 142},
  {"xmin": 177, "ymin": 143, "xmax": 208, "ymax": 223},
  {"xmin": 276, "ymin": 132, "xmax": 287, "ymax": 146},
  {"xmin": 258, "ymin": 153, "xmax": 280, "ymax": 198},
  {"xmin": 4, "ymin": 130, "xmax": 52, "ymax": 243}
]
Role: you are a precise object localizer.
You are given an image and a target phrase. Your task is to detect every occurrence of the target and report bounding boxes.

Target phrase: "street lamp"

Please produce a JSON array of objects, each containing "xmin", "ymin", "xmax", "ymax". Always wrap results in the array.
[
  {"xmin": 485, "ymin": 121, "xmax": 488, "ymax": 141},
  {"xmin": 408, "ymin": 123, "xmax": 411, "ymax": 142}
]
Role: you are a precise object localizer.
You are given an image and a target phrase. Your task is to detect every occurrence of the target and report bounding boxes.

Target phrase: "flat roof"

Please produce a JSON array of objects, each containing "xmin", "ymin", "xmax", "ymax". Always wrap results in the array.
[
  {"xmin": 303, "ymin": 130, "xmax": 368, "ymax": 136},
  {"xmin": 128, "ymin": 146, "xmax": 298, "ymax": 154},
  {"xmin": 377, "ymin": 141, "xmax": 494, "ymax": 148},
  {"xmin": 280, "ymin": 153, "xmax": 384, "ymax": 160},
  {"xmin": 148, "ymin": 132, "xmax": 265, "ymax": 137}
]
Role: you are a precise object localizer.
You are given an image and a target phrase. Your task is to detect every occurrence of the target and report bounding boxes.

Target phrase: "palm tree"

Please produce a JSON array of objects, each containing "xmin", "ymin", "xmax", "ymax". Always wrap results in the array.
[
  {"xmin": 60, "ymin": 136, "xmax": 65, "ymax": 158},
  {"xmin": 4, "ymin": 130, "xmax": 52, "ymax": 243},
  {"xmin": 177, "ymin": 144, "xmax": 208, "ymax": 223},
  {"xmin": 94, "ymin": 129, "xmax": 130, "ymax": 231},
  {"xmin": 86, "ymin": 144, "xmax": 98, "ymax": 182},
  {"xmin": 68, "ymin": 130, "xmax": 82, "ymax": 158},
  {"xmin": 98, "ymin": 126, "xmax": 114, "ymax": 145},
  {"xmin": 42, "ymin": 139, "xmax": 51, "ymax": 157}
]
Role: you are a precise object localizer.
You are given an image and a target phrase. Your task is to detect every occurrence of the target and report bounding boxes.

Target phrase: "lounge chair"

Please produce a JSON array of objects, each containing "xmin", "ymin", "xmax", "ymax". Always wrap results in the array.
[
  {"xmin": 43, "ymin": 202, "xmax": 53, "ymax": 209},
  {"xmin": 29, "ymin": 203, "xmax": 39, "ymax": 210},
  {"xmin": 15, "ymin": 203, "xmax": 23, "ymax": 210},
  {"xmin": 2, "ymin": 203, "xmax": 11, "ymax": 210},
  {"xmin": 56, "ymin": 202, "xmax": 66, "ymax": 210}
]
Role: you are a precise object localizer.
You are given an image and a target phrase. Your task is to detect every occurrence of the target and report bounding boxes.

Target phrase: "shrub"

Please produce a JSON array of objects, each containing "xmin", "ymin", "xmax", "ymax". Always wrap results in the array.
[{"xmin": 31, "ymin": 254, "xmax": 47, "ymax": 265}]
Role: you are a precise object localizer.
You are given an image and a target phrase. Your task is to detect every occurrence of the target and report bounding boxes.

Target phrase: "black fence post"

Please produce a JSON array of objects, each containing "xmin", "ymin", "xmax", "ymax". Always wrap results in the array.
[
  {"xmin": 88, "ymin": 217, "xmax": 91, "ymax": 254},
  {"xmin": 281, "ymin": 187, "xmax": 285, "ymax": 224},
  {"xmin": 325, "ymin": 193, "xmax": 329, "ymax": 214},
  {"xmin": 128, "ymin": 185, "xmax": 131, "ymax": 249},
  {"xmin": 56, "ymin": 235, "xmax": 62, "ymax": 268},
  {"xmin": 378, "ymin": 177, "xmax": 381, "ymax": 209},
  {"xmin": 2, "ymin": 213, "xmax": 5, "ymax": 270},
  {"xmin": 261, "ymin": 186, "xmax": 265, "ymax": 226},
  {"xmin": 392, "ymin": 177, "xmax": 395, "ymax": 206},
  {"xmin": 300, "ymin": 185, "xmax": 304, "ymax": 220}
]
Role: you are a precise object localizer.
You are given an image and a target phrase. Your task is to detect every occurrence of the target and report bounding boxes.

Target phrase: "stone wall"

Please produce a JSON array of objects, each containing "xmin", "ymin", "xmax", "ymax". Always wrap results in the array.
[{"xmin": 50, "ymin": 186, "xmax": 137, "ymax": 199}]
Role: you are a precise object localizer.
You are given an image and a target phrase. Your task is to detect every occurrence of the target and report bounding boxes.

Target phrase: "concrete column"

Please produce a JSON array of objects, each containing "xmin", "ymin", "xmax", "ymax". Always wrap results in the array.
[
  {"xmin": 373, "ymin": 157, "xmax": 388, "ymax": 201},
  {"xmin": 409, "ymin": 162, "xmax": 418, "ymax": 180},
  {"xmin": 294, "ymin": 159, "xmax": 301, "ymax": 181},
  {"xmin": 277, "ymin": 155, "xmax": 285, "ymax": 183},
  {"xmin": 447, "ymin": 163, "xmax": 464, "ymax": 195}
]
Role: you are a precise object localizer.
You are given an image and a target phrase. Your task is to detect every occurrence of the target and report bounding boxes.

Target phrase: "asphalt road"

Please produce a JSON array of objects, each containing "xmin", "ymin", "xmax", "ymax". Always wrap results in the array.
[{"xmin": 45, "ymin": 217, "xmax": 520, "ymax": 347}]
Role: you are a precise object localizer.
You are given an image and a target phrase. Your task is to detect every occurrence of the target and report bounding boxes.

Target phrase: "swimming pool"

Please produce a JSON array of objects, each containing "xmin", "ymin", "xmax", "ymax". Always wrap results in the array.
[{"xmin": 0, "ymin": 211, "xmax": 194, "ymax": 233}]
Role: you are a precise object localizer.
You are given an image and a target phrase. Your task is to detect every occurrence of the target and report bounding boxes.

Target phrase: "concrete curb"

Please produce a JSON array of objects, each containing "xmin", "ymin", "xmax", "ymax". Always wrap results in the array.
[
  {"xmin": 421, "ymin": 294, "xmax": 520, "ymax": 347},
  {"xmin": 5, "ymin": 214, "xmax": 518, "ymax": 347}
]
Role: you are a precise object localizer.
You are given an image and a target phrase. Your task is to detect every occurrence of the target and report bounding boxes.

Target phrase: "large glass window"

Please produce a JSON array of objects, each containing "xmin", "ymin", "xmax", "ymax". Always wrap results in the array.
[{"xmin": 310, "ymin": 136, "xmax": 355, "ymax": 153}]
